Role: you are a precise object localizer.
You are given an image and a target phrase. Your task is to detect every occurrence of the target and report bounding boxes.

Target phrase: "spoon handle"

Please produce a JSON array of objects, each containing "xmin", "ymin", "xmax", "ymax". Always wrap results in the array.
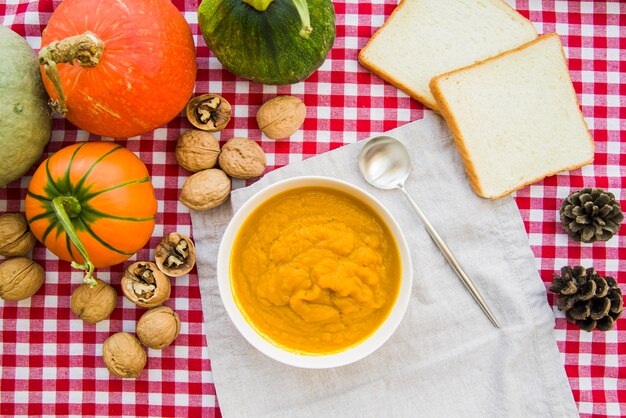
[{"xmin": 399, "ymin": 186, "xmax": 501, "ymax": 328}]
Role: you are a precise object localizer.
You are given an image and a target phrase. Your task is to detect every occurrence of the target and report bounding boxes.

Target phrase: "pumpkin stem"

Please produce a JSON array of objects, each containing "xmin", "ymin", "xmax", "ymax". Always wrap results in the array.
[
  {"xmin": 242, "ymin": 0, "xmax": 312, "ymax": 38},
  {"xmin": 51, "ymin": 196, "xmax": 97, "ymax": 287},
  {"xmin": 291, "ymin": 0, "xmax": 313, "ymax": 38},
  {"xmin": 243, "ymin": 0, "xmax": 273, "ymax": 11},
  {"xmin": 38, "ymin": 32, "xmax": 104, "ymax": 116}
]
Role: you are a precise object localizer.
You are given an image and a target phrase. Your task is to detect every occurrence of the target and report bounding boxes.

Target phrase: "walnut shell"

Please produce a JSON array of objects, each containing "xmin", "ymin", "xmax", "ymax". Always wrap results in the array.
[
  {"xmin": 136, "ymin": 306, "xmax": 181, "ymax": 349},
  {"xmin": 176, "ymin": 130, "xmax": 221, "ymax": 172},
  {"xmin": 179, "ymin": 168, "xmax": 231, "ymax": 211},
  {"xmin": 102, "ymin": 332, "xmax": 146, "ymax": 378},
  {"xmin": 256, "ymin": 95, "xmax": 306, "ymax": 140},
  {"xmin": 121, "ymin": 261, "xmax": 171, "ymax": 308},
  {"xmin": 0, "ymin": 213, "xmax": 36, "ymax": 257},
  {"xmin": 186, "ymin": 94, "xmax": 231, "ymax": 132},
  {"xmin": 218, "ymin": 137, "xmax": 266, "ymax": 179},
  {"xmin": 155, "ymin": 232, "xmax": 196, "ymax": 277},
  {"xmin": 70, "ymin": 278, "xmax": 117, "ymax": 323},
  {"xmin": 0, "ymin": 257, "xmax": 44, "ymax": 301}
]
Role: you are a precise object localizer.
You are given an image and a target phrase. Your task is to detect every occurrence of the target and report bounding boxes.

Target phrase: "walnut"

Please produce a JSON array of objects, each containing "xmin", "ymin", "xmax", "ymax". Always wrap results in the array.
[
  {"xmin": 176, "ymin": 130, "xmax": 221, "ymax": 172},
  {"xmin": 155, "ymin": 232, "xmax": 196, "ymax": 277},
  {"xmin": 136, "ymin": 306, "xmax": 181, "ymax": 349},
  {"xmin": 121, "ymin": 261, "xmax": 171, "ymax": 308},
  {"xmin": 186, "ymin": 94, "xmax": 231, "ymax": 131},
  {"xmin": 179, "ymin": 168, "xmax": 231, "ymax": 211},
  {"xmin": 102, "ymin": 332, "xmax": 146, "ymax": 378},
  {"xmin": 70, "ymin": 278, "xmax": 117, "ymax": 323},
  {"xmin": 256, "ymin": 95, "xmax": 306, "ymax": 140},
  {"xmin": 0, "ymin": 213, "xmax": 36, "ymax": 257},
  {"xmin": 0, "ymin": 257, "xmax": 44, "ymax": 301},
  {"xmin": 218, "ymin": 137, "xmax": 266, "ymax": 179}
]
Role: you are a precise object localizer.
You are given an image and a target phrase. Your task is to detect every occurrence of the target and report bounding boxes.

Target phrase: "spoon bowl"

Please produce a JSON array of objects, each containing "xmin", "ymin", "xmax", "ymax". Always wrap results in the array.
[
  {"xmin": 358, "ymin": 135, "xmax": 501, "ymax": 328},
  {"xmin": 358, "ymin": 136, "xmax": 411, "ymax": 190}
]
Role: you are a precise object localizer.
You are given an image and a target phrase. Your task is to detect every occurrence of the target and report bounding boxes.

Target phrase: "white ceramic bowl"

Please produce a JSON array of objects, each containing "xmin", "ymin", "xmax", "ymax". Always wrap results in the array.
[{"xmin": 217, "ymin": 176, "xmax": 412, "ymax": 368}]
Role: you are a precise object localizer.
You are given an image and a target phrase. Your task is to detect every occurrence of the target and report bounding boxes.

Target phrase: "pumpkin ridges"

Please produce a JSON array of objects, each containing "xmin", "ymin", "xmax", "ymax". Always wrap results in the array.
[
  {"xmin": 79, "ymin": 176, "xmax": 150, "ymax": 203},
  {"xmin": 55, "ymin": 143, "xmax": 85, "ymax": 194},
  {"xmin": 45, "ymin": 158, "xmax": 63, "ymax": 195},
  {"xmin": 46, "ymin": 145, "xmax": 83, "ymax": 193},
  {"xmin": 85, "ymin": 183, "xmax": 157, "ymax": 219},
  {"xmin": 24, "ymin": 192, "xmax": 50, "ymax": 238},
  {"xmin": 26, "ymin": 211, "xmax": 54, "ymax": 223},
  {"xmin": 87, "ymin": 218, "xmax": 155, "ymax": 254},
  {"xmin": 54, "ymin": 226, "xmax": 131, "ymax": 268},
  {"xmin": 43, "ymin": 225, "xmax": 73, "ymax": 262},
  {"xmin": 71, "ymin": 144, "xmax": 124, "ymax": 193},
  {"xmin": 23, "ymin": 202, "xmax": 48, "ymax": 234},
  {"xmin": 81, "ymin": 207, "xmax": 154, "ymax": 223},
  {"xmin": 26, "ymin": 191, "xmax": 51, "ymax": 203},
  {"xmin": 63, "ymin": 142, "xmax": 87, "ymax": 194},
  {"xmin": 72, "ymin": 150, "xmax": 150, "ymax": 195},
  {"xmin": 76, "ymin": 217, "xmax": 133, "ymax": 256},
  {"xmin": 25, "ymin": 160, "xmax": 50, "ymax": 198},
  {"xmin": 41, "ymin": 221, "xmax": 59, "ymax": 248}
]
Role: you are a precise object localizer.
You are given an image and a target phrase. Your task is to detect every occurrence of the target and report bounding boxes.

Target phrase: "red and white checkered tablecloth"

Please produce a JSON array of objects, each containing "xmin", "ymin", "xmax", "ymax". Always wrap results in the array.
[{"xmin": 0, "ymin": 0, "xmax": 624, "ymax": 416}]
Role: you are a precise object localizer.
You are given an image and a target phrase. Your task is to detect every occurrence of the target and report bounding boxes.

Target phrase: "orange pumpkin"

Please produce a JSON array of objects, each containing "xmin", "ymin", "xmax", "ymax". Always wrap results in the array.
[
  {"xmin": 25, "ymin": 142, "xmax": 157, "ymax": 285},
  {"xmin": 38, "ymin": 0, "xmax": 196, "ymax": 138}
]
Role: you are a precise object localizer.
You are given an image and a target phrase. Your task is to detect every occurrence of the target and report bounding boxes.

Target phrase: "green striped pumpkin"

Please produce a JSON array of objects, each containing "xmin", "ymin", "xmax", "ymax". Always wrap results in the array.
[
  {"xmin": 198, "ymin": 0, "xmax": 336, "ymax": 85},
  {"xmin": 25, "ymin": 142, "xmax": 157, "ymax": 285}
]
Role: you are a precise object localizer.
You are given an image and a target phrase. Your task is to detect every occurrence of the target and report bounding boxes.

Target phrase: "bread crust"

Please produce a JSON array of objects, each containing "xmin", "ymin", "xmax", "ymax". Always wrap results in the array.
[
  {"xmin": 430, "ymin": 33, "xmax": 595, "ymax": 199},
  {"xmin": 429, "ymin": 79, "xmax": 485, "ymax": 196},
  {"xmin": 359, "ymin": 54, "xmax": 440, "ymax": 111},
  {"xmin": 357, "ymin": 0, "xmax": 440, "ymax": 111},
  {"xmin": 358, "ymin": 0, "xmax": 537, "ymax": 113}
]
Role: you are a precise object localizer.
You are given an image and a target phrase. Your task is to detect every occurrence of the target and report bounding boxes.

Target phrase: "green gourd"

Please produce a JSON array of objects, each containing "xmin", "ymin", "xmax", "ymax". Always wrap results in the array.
[
  {"xmin": 0, "ymin": 25, "xmax": 52, "ymax": 187},
  {"xmin": 198, "ymin": 0, "xmax": 336, "ymax": 85}
]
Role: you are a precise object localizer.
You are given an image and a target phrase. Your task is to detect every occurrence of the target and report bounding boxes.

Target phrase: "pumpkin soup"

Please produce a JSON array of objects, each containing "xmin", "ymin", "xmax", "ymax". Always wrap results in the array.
[{"xmin": 230, "ymin": 186, "xmax": 401, "ymax": 355}]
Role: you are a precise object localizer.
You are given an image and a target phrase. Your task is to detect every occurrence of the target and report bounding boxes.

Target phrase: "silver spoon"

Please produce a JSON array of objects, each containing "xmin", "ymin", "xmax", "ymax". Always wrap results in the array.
[{"xmin": 358, "ymin": 135, "xmax": 501, "ymax": 328}]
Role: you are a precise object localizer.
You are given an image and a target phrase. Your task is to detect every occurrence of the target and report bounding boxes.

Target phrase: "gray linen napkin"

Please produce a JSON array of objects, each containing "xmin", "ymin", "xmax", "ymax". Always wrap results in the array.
[{"xmin": 191, "ymin": 115, "xmax": 578, "ymax": 417}]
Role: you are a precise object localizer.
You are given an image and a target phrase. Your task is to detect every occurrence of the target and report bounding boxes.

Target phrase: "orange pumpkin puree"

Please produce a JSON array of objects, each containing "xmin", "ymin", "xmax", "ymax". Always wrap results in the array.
[{"xmin": 230, "ymin": 186, "xmax": 401, "ymax": 355}]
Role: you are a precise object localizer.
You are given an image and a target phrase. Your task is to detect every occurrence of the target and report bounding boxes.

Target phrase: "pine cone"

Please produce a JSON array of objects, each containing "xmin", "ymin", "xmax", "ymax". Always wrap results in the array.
[
  {"xmin": 560, "ymin": 188, "xmax": 624, "ymax": 243},
  {"xmin": 549, "ymin": 266, "xmax": 623, "ymax": 331}
]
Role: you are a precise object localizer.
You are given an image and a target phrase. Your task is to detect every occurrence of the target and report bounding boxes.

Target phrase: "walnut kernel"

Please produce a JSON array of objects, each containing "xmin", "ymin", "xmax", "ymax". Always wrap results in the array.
[
  {"xmin": 179, "ymin": 168, "xmax": 231, "ymax": 211},
  {"xmin": 70, "ymin": 278, "xmax": 117, "ymax": 323},
  {"xmin": 121, "ymin": 261, "xmax": 171, "ymax": 308},
  {"xmin": 136, "ymin": 306, "xmax": 181, "ymax": 349},
  {"xmin": 102, "ymin": 332, "xmax": 146, "ymax": 378},
  {"xmin": 186, "ymin": 94, "xmax": 231, "ymax": 131},
  {"xmin": 176, "ymin": 130, "xmax": 221, "ymax": 172},
  {"xmin": 155, "ymin": 232, "xmax": 196, "ymax": 277},
  {"xmin": 218, "ymin": 137, "xmax": 266, "ymax": 179},
  {"xmin": 0, "ymin": 213, "xmax": 36, "ymax": 257},
  {"xmin": 0, "ymin": 257, "xmax": 44, "ymax": 301},
  {"xmin": 256, "ymin": 95, "xmax": 306, "ymax": 140}
]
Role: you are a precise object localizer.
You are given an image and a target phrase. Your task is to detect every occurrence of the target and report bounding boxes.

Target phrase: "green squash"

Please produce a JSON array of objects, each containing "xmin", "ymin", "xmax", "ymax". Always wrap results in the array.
[
  {"xmin": 198, "ymin": 0, "xmax": 335, "ymax": 85},
  {"xmin": 0, "ymin": 25, "xmax": 52, "ymax": 187}
]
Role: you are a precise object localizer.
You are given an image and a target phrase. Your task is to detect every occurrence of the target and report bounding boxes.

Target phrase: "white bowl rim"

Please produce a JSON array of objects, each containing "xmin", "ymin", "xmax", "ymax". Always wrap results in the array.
[{"xmin": 216, "ymin": 176, "xmax": 413, "ymax": 369}]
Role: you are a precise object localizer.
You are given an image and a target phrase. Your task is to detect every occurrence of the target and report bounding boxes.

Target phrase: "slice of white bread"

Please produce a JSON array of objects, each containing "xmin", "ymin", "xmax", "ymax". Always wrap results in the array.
[
  {"xmin": 358, "ymin": 0, "xmax": 537, "ymax": 111},
  {"xmin": 430, "ymin": 33, "xmax": 595, "ymax": 199}
]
